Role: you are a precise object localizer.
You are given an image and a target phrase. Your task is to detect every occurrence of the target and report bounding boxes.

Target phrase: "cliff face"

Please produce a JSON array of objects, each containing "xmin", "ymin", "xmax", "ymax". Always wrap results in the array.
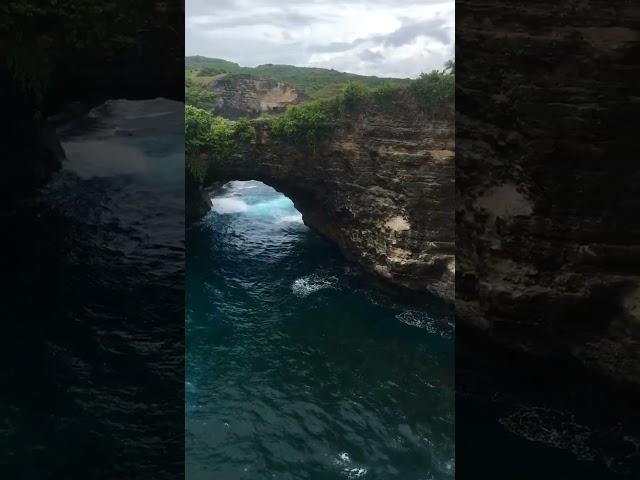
[
  {"xmin": 457, "ymin": 1, "xmax": 640, "ymax": 389},
  {"xmin": 207, "ymin": 76, "xmax": 300, "ymax": 118},
  {"xmin": 196, "ymin": 94, "xmax": 455, "ymax": 303}
]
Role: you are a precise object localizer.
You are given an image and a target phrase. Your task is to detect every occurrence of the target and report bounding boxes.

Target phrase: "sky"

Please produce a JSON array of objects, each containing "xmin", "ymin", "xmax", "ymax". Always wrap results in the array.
[{"xmin": 186, "ymin": 0, "xmax": 455, "ymax": 79}]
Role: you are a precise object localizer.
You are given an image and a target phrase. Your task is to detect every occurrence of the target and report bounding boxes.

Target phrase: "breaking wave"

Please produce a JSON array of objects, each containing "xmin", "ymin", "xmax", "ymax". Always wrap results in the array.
[
  {"xmin": 291, "ymin": 273, "xmax": 338, "ymax": 297},
  {"xmin": 210, "ymin": 197, "xmax": 249, "ymax": 214}
]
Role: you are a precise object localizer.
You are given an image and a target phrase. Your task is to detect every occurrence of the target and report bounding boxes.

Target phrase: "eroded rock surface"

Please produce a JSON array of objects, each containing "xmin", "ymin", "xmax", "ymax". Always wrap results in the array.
[
  {"xmin": 195, "ymin": 93, "xmax": 455, "ymax": 302},
  {"xmin": 457, "ymin": 0, "xmax": 640, "ymax": 390},
  {"xmin": 208, "ymin": 76, "xmax": 300, "ymax": 118}
]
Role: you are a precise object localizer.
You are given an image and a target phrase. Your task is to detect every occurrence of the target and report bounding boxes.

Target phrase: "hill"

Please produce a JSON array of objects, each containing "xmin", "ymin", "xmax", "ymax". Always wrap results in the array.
[{"xmin": 185, "ymin": 55, "xmax": 411, "ymax": 99}]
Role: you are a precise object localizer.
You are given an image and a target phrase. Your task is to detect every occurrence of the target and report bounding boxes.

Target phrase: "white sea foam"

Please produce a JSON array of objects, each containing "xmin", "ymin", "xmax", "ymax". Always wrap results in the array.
[
  {"xmin": 292, "ymin": 274, "xmax": 337, "ymax": 297},
  {"xmin": 227, "ymin": 180, "xmax": 259, "ymax": 190},
  {"xmin": 210, "ymin": 197, "xmax": 248, "ymax": 214},
  {"xmin": 333, "ymin": 452, "xmax": 367, "ymax": 479},
  {"xmin": 345, "ymin": 467, "xmax": 367, "ymax": 479},
  {"xmin": 335, "ymin": 452, "xmax": 350, "ymax": 464},
  {"xmin": 396, "ymin": 310, "xmax": 454, "ymax": 338},
  {"xmin": 280, "ymin": 213, "xmax": 304, "ymax": 224}
]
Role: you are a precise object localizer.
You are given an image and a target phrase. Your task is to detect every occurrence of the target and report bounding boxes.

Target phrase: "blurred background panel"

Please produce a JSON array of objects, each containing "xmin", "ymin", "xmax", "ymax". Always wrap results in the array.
[
  {"xmin": 456, "ymin": 1, "xmax": 640, "ymax": 478},
  {"xmin": 1, "ymin": 1, "xmax": 185, "ymax": 479}
]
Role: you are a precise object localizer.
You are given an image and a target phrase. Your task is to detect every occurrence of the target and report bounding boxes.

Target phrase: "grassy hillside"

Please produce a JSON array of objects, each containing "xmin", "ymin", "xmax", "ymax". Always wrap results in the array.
[
  {"xmin": 185, "ymin": 56, "xmax": 243, "ymax": 73},
  {"xmin": 185, "ymin": 55, "xmax": 411, "ymax": 99}
]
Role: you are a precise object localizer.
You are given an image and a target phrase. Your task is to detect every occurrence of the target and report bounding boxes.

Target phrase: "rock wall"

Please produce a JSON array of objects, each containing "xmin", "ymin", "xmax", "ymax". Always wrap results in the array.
[
  {"xmin": 196, "ymin": 93, "xmax": 455, "ymax": 303},
  {"xmin": 208, "ymin": 76, "xmax": 300, "ymax": 118},
  {"xmin": 457, "ymin": 0, "xmax": 640, "ymax": 390}
]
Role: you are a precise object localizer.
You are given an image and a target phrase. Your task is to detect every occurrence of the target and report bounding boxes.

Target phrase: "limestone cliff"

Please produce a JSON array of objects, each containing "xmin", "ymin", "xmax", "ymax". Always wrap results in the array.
[
  {"xmin": 192, "ymin": 93, "xmax": 455, "ymax": 303},
  {"xmin": 457, "ymin": 0, "xmax": 640, "ymax": 390},
  {"xmin": 207, "ymin": 76, "xmax": 300, "ymax": 118}
]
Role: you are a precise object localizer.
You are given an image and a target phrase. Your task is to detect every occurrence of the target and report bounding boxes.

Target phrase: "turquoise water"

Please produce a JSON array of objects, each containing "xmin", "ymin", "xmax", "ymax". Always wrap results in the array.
[{"xmin": 186, "ymin": 181, "xmax": 455, "ymax": 479}]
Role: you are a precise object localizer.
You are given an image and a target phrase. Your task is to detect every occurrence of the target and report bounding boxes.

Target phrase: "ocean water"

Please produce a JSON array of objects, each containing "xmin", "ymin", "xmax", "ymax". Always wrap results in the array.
[
  {"xmin": 457, "ymin": 343, "xmax": 640, "ymax": 479},
  {"xmin": 186, "ymin": 181, "xmax": 455, "ymax": 479},
  {"xmin": 1, "ymin": 99, "xmax": 185, "ymax": 478}
]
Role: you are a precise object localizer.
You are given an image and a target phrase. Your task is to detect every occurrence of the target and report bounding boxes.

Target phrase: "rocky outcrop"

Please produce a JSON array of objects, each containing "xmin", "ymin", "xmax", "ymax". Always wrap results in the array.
[
  {"xmin": 194, "ymin": 93, "xmax": 455, "ymax": 303},
  {"xmin": 207, "ymin": 76, "xmax": 300, "ymax": 118},
  {"xmin": 457, "ymin": 0, "xmax": 640, "ymax": 390}
]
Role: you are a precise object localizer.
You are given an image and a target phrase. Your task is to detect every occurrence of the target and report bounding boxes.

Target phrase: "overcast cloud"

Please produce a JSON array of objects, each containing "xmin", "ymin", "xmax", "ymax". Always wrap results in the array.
[{"xmin": 186, "ymin": 0, "xmax": 454, "ymax": 78}]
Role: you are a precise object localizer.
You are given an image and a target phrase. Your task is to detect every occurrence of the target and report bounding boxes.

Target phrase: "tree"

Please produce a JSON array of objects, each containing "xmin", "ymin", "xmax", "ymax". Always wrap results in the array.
[
  {"xmin": 185, "ymin": 83, "xmax": 218, "ymax": 110},
  {"xmin": 444, "ymin": 59, "xmax": 455, "ymax": 74},
  {"xmin": 410, "ymin": 70, "xmax": 454, "ymax": 107}
]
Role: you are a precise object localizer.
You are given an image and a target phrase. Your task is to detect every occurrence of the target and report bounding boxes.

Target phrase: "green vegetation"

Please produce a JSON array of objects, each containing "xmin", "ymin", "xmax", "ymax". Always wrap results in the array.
[
  {"xmin": 185, "ymin": 56, "xmax": 243, "ymax": 73},
  {"xmin": 185, "ymin": 56, "xmax": 453, "ymax": 112},
  {"xmin": 197, "ymin": 67, "xmax": 226, "ymax": 77},
  {"xmin": 184, "ymin": 56, "xmax": 411, "ymax": 97},
  {"xmin": 185, "ymin": 71, "xmax": 218, "ymax": 87},
  {"xmin": 338, "ymin": 81, "xmax": 370, "ymax": 111},
  {"xmin": 444, "ymin": 59, "xmax": 455, "ymax": 74},
  {"xmin": 185, "ymin": 106, "xmax": 255, "ymax": 183},
  {"xmin": 270, "ymin": 101, "xmax": 332, "ymax": 149},
  {"xmin": 251, "ymin": 64, "xmax": 409, "ymax": 97},
  {"xmin": 267, "ymin": 81, "xmax": 370, "ymax": 148},
  {"xmin": 185, "ymin": 80, "xmax": 217, "ymax": 111},
  {"xmin": 372, "ymin": 81, "xmax": 404, "ymax": 103},
  {"xmin": 410, "ymin": 70, "xmax": 455, "ymax": 107},
  {"xmin": 184, "ymin": 59, "xmax": 454, "ymax": 163},
  {"xmin": 269, "ymin": 64, "xmax": 454, "ymax": 148}
]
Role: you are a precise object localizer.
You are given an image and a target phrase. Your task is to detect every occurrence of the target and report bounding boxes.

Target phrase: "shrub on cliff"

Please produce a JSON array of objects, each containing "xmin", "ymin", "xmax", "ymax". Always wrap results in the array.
[
  {"xmin": 268, "ymin": 65, "xmax": 454, "ymax": 150},
  {"xmin": 372, "ymin": 81, "xmax": 403, "ymax": 103},
  {"xmin": 270, "ymin": 101, "xmax": 332, "ymax": 149},
  {"xmin": 185, "ymin": 82, "xmax": 217, "ymax": 111},
  {"xmin": 410, "ymin": 70, "xmax": 454, "ymax": 107},
  {"xmin": 197, "ymin": 66, "xmax": 225, "ymax": 76},
  {"xmin": 337, "ymin": 81, "xmax": 369, "ymax": 111},
  {"xmin": 185, "ymin": 106, "xmax": 213, "ymax": 156},
  {"xmin": 185, "ymin": 105, "xmax": 256, "ymax": 183}
]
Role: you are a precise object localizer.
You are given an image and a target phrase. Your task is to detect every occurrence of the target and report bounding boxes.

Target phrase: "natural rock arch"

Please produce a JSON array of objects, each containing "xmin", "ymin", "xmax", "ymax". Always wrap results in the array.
[{"xmin": 191, "ymin": 98, "xmax": 455, "ymax": 303}]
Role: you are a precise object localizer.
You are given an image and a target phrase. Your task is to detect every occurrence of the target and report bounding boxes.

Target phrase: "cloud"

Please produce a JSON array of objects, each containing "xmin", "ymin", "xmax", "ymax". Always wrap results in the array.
[
  {"xmin": 383, "ymin": 17, "xmax": 451, "ymax": 47},
  {"xmin": 310, "ymin": 16, "xmax": 451, "ymax": 54},
  {"xmin": 311, "ymin": 38, "xmax": 368, "ymax": 54},
  {"xmin": 187, "ymin": 0, "xmax": 239, "ymax": 15},
  {"xmin": 360, "ymin": 49, "xmax": 385, "ymax": 63},
  {"xmin": 186, "ymin": 0, "xmax": 454, "ymax": 78},
  {"xmin": 191, "ymin": 10, "xmax": 330, "ymax": 29}
]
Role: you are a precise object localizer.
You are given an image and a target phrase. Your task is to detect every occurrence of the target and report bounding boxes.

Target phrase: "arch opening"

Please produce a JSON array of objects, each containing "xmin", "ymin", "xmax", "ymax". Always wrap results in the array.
[{"xmin": 208, "ymin": 180, "xmax": 303, "ymax": 226}]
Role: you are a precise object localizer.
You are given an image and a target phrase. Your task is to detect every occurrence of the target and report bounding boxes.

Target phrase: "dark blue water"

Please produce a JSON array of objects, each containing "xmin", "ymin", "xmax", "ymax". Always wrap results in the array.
[
  {"xmin": 1, "ymin": 99, "xmax": 184, "ymax": 478},
  {"xmin": 186, "ymin": 181, "xmax": 455, "ymax": 479}
]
